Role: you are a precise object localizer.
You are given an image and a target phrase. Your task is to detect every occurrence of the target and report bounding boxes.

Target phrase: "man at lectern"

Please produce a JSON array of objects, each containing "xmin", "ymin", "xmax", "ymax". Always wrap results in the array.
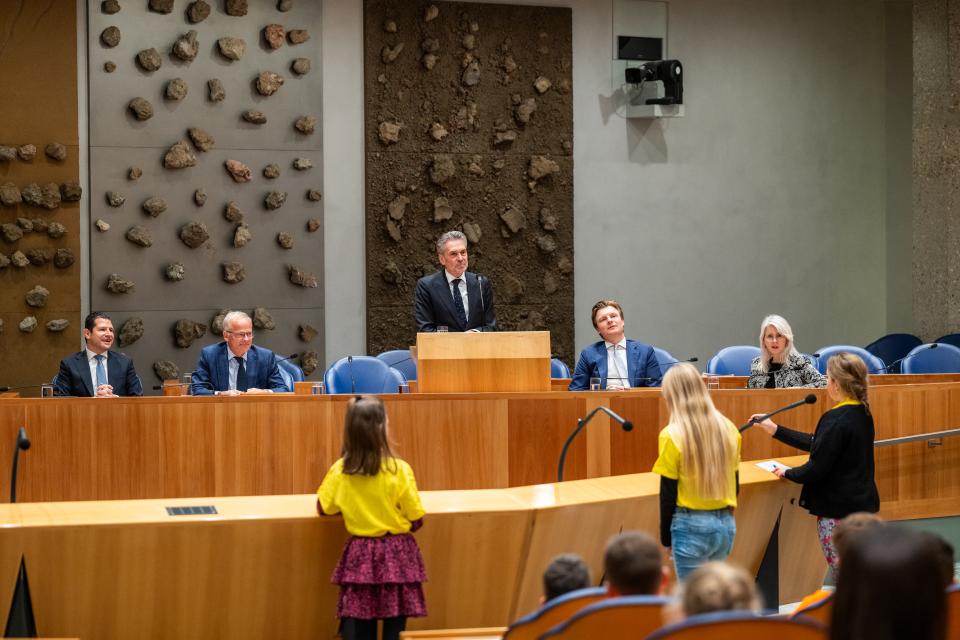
[
  {"xmin": 54, "ymin": 311, "xmax": 143, "ymax": 397},
  {"xmin": 414, "ymin": 230, "xmax": 497, "ymax": 333},
  {"xmin": 568, "ymin": 300, "xmax": 662, "ymax": 390}
]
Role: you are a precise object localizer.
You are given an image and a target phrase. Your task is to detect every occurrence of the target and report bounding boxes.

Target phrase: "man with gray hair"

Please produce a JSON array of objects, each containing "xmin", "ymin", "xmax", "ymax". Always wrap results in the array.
[
  {"xmin": 191, "ymin": 310, "xmax": 286, "ymax": 395},
  {"xmin": 414, "ymin": 230, "xmax": 496, "ymax": 332}
]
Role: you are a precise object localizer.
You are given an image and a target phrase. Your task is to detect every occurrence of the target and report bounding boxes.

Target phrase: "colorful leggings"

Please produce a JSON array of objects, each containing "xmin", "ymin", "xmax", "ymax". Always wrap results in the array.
[{"xmin": 816, "ymin": 516, "xmax": 840, "ymax": 579}]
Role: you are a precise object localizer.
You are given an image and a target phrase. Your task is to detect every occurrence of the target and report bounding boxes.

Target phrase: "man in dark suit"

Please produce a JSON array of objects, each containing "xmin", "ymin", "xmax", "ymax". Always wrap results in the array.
[
  {"xmin": 54, "ymin": 311, "xmax": 143, "ymax": 397},
  {"xmin": 191, "ymin": 310, "xmax": 286, "ymax": 396},
  {"xmin": 414, "ymin": 230, "xmax": 496, "ymax": 333},
  {"xmin": 569, "ymin": 300, "xmax": 662, "ymax": 390}
]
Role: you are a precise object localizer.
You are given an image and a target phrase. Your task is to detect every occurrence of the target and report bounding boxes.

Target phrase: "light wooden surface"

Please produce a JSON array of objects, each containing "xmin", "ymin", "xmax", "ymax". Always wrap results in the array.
[
  {"xmin": 714, "ymin": 373, "xmax": 960, "ymax": 388},
  {"xmin": 400, "ymin": 628, "xmax": 506, "ymax": 639},
  {"xmin": 0, "ymin": 462, "xmax": 816, "ymax": 640},
  {"xmin": 0, "ymin": 384, "xmax": 957, "ymax": 521},
  {"xmin": 417, "ymin": 332, "xmax": 551, "ymax": 392}
]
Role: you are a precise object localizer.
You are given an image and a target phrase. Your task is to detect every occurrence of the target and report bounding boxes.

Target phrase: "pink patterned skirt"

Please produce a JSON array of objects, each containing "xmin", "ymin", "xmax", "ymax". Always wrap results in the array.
[{"xmin": 332, "ymin": 533, "xmax": 427, "ymax": 619}]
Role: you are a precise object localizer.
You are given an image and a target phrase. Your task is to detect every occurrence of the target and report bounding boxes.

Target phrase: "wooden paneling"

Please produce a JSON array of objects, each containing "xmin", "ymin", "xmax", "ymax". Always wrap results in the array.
[
  {"xmin": 0, "ymin": 383, "xmax": 958, "ymax": 521},
  {"xmin": 0, "ymin": 466, "xmax": 810, "ymax": 639},
  {"xmin": 417, "ymin": 332, "xmax": 552, "ymax": 393}
]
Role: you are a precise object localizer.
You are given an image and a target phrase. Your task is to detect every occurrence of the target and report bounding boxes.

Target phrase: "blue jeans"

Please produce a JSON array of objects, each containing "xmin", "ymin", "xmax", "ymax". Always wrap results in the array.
[{"xmin": 671, "ymin": 507, "xmax": 736, "ymax": 581}]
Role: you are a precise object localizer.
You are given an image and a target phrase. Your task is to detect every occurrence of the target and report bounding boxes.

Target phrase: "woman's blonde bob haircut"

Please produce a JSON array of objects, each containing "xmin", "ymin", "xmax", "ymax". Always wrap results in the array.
[
  {"xmin": 756, "ymin": 314, "xmax": 801, "ymax": 373},
  {"xmin": 661, "ymin": 363, "xmax": 737, "ymax": 500}
]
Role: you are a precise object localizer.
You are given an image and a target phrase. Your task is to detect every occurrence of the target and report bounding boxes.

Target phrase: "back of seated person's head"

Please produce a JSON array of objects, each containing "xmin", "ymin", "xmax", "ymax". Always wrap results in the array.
[
  {"xmin": 677, "ymin": 562, "xmax": 761, "ymax": 618},
  {"xmin": 542, "ymin": 553, "xmax": 592, "ymax": 603},
  {"xmin": 833, "ymin": 512, "xmax": 885, "ymax": 564},
  {"xmin": 918, "ymin": 530, "xmax": 956, "ymax": 588},
  {"xmin": 603, "ymin": 531, "xmax": 664, "ymax": 596},
  {"xmin": 831, "ymin": 526, "xmax": 948, "ymax": 640}
]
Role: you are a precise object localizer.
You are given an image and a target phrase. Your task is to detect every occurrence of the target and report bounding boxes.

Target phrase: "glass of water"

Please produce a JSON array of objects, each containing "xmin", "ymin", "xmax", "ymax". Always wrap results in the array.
[
  {"xmin": 40, "ymin": 384, "xmax": 54, "ymax": 398},
  {"xmin": 589, "ymin": 377, "xmax": 602, "ymax": 391},
  {"xmin": 437, "ymin": 326, "xmax": 449, "ymax": 333},
  {"xmin": 311, "ymin": 382, "xmax": 324, "ymax": 395},
  {"xmin": 181, "ymin": 372, "xmax": 193, "ymax": 395}
]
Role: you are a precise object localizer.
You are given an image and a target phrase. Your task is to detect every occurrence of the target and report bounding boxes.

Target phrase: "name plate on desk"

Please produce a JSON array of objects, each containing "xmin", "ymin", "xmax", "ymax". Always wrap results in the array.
[{"xmin": 416, "ymin": 330, "xmax": 551, "ymax": 393}]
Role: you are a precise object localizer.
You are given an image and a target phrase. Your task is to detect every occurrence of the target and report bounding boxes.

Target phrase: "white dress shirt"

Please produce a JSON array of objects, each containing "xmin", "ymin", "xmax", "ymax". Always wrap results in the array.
[
  {"xmin": 86, "ymin": 348, "xmax": 109, "ymax": 394},
  {"xmin": 605, "ymin": 338, "xmax": 631, "ymax": 388},
  {"xmin": 444, "ymin": 270, "xmax": 469, "ymax": 318}
]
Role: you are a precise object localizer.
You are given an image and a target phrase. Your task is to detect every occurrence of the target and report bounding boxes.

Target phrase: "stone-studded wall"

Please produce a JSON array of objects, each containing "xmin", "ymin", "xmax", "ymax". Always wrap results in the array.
[
  {"xmin": 364, "ymin": 0, "xmax": 575, "ymax": 364},
  {"xmin": 0, "ymin": 0, "xmax": 81, "ymax": 394},
  {"xmin": 913, "ymin": 0, "xmax": 960, "ymax": 339},
  {"xmin": 88, "ymin": 0, "xmax": 324, "ymax": 389}
]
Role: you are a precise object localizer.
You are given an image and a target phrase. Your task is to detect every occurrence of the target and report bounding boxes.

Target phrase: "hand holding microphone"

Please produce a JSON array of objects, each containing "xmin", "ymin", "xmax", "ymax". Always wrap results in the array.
[{"xmin": 740, "ymin": 394, "xmax": 817, "ymax": 433}]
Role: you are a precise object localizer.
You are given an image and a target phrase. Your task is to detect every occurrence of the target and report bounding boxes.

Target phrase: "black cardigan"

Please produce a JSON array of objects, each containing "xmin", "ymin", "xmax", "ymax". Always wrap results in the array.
[{"xmin": 774, "ymin": 403, "xmax": 880, "ymax": 518}]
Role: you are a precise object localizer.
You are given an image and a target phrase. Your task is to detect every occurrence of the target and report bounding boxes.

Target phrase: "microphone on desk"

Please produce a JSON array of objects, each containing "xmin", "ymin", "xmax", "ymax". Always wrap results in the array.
[
  {"xmin": 276, "ymin": 353, "xmax": 300, "ymax": 363},
  {"xmin": 869, "ymin": 343, "xmax": 938, "ymax": 374},
  {"xmin": 557, "ymin": 407, "xmax": 633, "ymax": 482},
  {"xmin": 739, "ymin": 394, "xmax": 817, "ymax": 433},
  {"xmin": 632, "ymin": 357, "xmax": 699, "ymax": 385},
  {"xmin": 347, "ymin": 356, "xmax": 356, "ymax": 393},
  {"xmin": 0, "ymin": 384, "xmax": 48, "ymax": 393},
  {"xmin": 10, "ymin": 427, "xmax": 30, "ymax": 503},
  {"xmin": 152, "ymin": 380, "xmax": 215, "ymax": 391}
]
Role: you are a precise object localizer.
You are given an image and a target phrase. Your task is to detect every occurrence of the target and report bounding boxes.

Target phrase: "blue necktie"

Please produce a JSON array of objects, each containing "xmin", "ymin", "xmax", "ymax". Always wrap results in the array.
[
  {"xmin": 95, "ymin": 355, "xmax": 107, "ymax": 393},
  {"xmin": 235, "ymin": 356, "xmax": 248, "ymax": 392},
  {"xmin": 451, "ymin": 278, "xmax": 468, "ymax": 328}
]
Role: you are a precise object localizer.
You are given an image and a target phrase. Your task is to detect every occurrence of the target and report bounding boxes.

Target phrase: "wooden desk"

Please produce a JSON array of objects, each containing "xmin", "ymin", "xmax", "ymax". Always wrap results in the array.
[
  {"xmin": 0, "ymin": 385, "xmax": 957, "ymax": 519},
  {"xmin": 0, "ymin": 460, "xmax": 820, "ymax": 639}
]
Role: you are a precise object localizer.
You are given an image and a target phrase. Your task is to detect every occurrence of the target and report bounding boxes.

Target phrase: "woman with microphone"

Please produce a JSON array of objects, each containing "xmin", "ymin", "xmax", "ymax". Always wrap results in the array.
[
  {"xmin": 750, "ymin": 352, "xmax": 879, "ymax": 577},
  {"xmin": 747, "ymin": 314, "xmax": 825, "ymax": 388}
]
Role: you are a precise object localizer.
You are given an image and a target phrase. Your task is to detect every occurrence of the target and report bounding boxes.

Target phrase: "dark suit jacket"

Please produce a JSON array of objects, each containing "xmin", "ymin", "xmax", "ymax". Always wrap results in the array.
[
  {"xmin": 54, "ymin": 350, "xmax": 143, "ymax": 397},
  {"xmin": 568, "ymin": 339, "xmax": 662, "ymax": 390},
  {"xmin": 414, "ymin": 270, "xmax": 496, "ymax": 332},
  {"xmin": 191, "ymin": 343, "xmax": 287, "ymax": 395}
]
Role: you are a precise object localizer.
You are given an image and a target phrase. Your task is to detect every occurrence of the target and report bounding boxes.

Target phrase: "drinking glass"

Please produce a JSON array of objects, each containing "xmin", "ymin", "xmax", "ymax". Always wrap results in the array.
[{"xmin": 589, "ymin": 377, "xmax": 602, "ymax": 391}]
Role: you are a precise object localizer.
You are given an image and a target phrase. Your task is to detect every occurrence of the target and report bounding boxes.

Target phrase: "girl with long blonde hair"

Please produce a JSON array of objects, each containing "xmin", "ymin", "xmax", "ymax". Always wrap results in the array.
[{"xmin": 653, "ymin": 364, "xmax": 742, "ymax": 580}]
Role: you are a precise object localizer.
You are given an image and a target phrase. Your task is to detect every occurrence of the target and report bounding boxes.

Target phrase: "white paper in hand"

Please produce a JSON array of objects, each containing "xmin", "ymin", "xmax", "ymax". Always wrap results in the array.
[{"xmin": 755, "ymin": 460, "xmax": 791, "ymax": 473}]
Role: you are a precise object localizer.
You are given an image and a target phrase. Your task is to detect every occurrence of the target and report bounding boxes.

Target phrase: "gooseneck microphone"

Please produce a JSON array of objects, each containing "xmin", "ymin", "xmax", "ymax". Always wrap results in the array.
[
  {"xmin": 152, "ymin": 381, "xmax": 215, "ymax": 392},
  {"xmin": 631, "ymin": 357, "xmax": 699, "ymax": 385},
  {"xmin": 870, "ymin": 343, "xmax": 938, "ymax": 374},
  {"xmin": 10, "ymin": 427, "xmax": 30, "ymax": 503},
  {"xmin": 0, "ymin": 384, "xmax": 47, "ymax": 393},
  {"xmin": 347, "ymin": 356, "xmax": 356, "ymax": 393},
  {"xmin": 557, "ymin": 407, "xmax": 633, "ymax": 482},
  {"xmin": 739, "ymin": 394, "xmax": 817, "ymax": 433}
]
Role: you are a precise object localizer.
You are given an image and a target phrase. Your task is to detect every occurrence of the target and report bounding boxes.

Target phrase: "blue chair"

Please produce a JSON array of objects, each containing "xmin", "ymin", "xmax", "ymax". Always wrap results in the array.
[
  {"xmin": 933, "ymin": 333, "xmax": 960, "ymax": 349},
  {"xmin": 324, "ymin": 356, "xmax": 406, "ymax": 394},
  {"xmin": 653, "ymin": 347, "xmax": 678, "ymax": 376},
  {"xmin": 706, "ymin": 346, "xmax": 760, "ymax": 376},
  {"xmin": 901, "ymin": 342, "xmax": 960, "ymax": 374},
  {"xmin": 502, "ymin": 586, "xmax": 606, "ymax": 639},
  {"xmin": 277, "ymin": 358, "xmax": 305, "ymax": 392},
  {"xmin": 376, "ymin": 349, "xmax": 417, "ymax": 381},
  {"xmin": 646, "ymin": 610, "xmax": 825, "ymax": 640},
  {"xmin": 865, "ymin": 333, "xmax": 922, "ymax": 374},
  {"xmin": 540, "ymin": 594, "xmax": 671, "ymax": 638},
  {"xmin": 550, "ymin": 358, "xmax": 571, "ymax": 379},
  {"xmin": 813, "ymin": 345, "xmax": 885, "ymax": 374}
]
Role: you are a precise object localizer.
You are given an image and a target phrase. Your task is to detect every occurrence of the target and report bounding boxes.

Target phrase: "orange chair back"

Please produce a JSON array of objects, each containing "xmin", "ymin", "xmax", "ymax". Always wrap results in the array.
[
  {"xmin": 539, "ymin": 596, "xmax": 670, "ymax": 639},
  {"xmin": 645, "ymin": 612, "xmax": 825, "ymax": 640},
  {"xmin": 947, "ymin": 585, "xmax": 960, "ymax": 640},
  {"xmin": 503, "ymin": 588, "xmax": 607, "ymax": 640},
  {"xmin": 792, "ymin": 591, "xmax": 833, "ymax": 626}
]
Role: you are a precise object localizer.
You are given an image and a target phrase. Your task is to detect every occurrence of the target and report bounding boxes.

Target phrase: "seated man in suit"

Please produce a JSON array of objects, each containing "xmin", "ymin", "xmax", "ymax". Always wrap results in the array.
[
  {"xmin": 191, "ymin": 310, "xmax": 287, "ymax": 396},
  {"xmin": 569, "ymin": 300, "xmax": 662, "ymax": 390},
  {"xmin": 414, "ymin": 230, "xmax": 496, "ymax": 332},
  {"xmin": 55, "ymin": 311, "xmax": 143, "ymax": 397}
]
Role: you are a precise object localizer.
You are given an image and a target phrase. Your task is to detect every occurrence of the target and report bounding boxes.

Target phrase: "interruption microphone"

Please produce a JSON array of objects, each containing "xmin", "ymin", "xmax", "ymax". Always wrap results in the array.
[
  {"xmin": 347, "ymin": 355, "xmax": 356, "ymax": 393},
  {"xmin": 739, "ymin": 394, "xmax": 817, "ymax": 433},
  {"xmin": 10, "ymin": 427, "xmax": 30, "ymax": 503},
  {"xmin": 152, "ymin": 381, "xmax": 215, "ymax": 391},
  {"xmin": 0, "ymin": 384, "xmax": 47, "ymax": 393},
  {"xmin": 557, "ymin": 407, "xmax": 633, "ymax": 481},
  {"xmin": 633, "ymin": 357, "xmax": 699, "ymax": 384},
  {"xmin": 871, "ymin": 343, "xmax": 938, "ymax": 374}
]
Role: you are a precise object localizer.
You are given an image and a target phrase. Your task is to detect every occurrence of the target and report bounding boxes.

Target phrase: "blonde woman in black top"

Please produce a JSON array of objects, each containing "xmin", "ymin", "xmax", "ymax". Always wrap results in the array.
[{"xmin": 750, "ymin": 352, "xmax": 879, "ymax": 578}]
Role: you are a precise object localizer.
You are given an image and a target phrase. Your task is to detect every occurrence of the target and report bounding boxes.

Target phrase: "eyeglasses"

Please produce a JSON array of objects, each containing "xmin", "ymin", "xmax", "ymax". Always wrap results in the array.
[{"xmin": 226, "ymin": 331, "xmax": 254, "ymax": 339}]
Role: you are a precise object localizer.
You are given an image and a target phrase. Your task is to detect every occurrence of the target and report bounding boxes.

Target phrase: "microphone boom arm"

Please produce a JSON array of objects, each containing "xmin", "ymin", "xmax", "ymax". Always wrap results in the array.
[{"xmin": 557, "ymin": 407, "xmax": 632, "ymax": 482}]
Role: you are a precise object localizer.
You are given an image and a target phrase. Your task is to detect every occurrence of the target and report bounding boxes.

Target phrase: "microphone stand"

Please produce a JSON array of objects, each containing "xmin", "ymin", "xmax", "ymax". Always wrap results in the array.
[
  {"xmin": 10, "ymin": 427, "xmax": 30, "ymax": 503},
  {"xmin": 557, "ymin": 407, "xmax": 633, "ymax": 482}
]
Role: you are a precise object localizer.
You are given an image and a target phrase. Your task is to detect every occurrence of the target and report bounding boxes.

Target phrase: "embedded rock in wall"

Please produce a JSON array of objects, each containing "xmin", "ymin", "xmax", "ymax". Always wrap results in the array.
[
  {"xmin": 60, "ymin": 181, "xmax": 83, "ymax": 201},
  {"xmin": 278, "ymin": 0, "xmax": 293, "ymax": 11},
  {"xmin": 288, "ymin": 265, "xmax": 318, "ymax": 287},
  {"xmin": 0, "ymin": 183, "xmax": 21, "ymax": 205},
  {"xmin": 294, "ymin": 115, "xmax": 316, "ymax": 134},
  {"xmin": 536, "ymin": 234, "xmax": 556, "ymax": 253},
  {"xmin": 433, "ymin": 197, "xmax": 453, "ymax": 222},
  {"xmin": 299, "ymin": 324, "xmax": 317, "ymax": 342},
  {"xmin": 129, "ymin": 166, "xmax": 142, "ymax": 180},
  {"xmin": 0, "ymin": 253, "xmax": 9, "ymax": 269},
  {"xmin": 165, "ymin": 78, "xmax": 188, "ymax": 100},
  {"xmin": 22, "ymin": 183, "xmax": 61, "ymax": 209},
  {"xmin": 500, "ymin": 205, "xmax": 526, "ymax": 234},
  {"xmin": 224, "ymin": 201, "xmax": 244, "ymax": 223},
  {"xmin": 187, "ymin": 128, "xmax": 214, "ymax": 151},
  {"xmin": 10, "ymin": 251, "xmax": 28, "ymax": 268},
  {"xmin": 287, "ymin": 29, "xmax": 309, "ymax": 44},
  {"xmin": 174, "ymin": 319, "xmax": 207, "ymax": 348},
  {"xmin": 1, "ymin": 223, "xmax": 23, "ymax": 243},
  {"xmin": 25, "ymin": 285, "xmax": 49, "ymax": 308},
  {"xmin": 252, "ymin": 307, "xmax": 275, "ymax": 330},
  {"xmin": 125, "ymin": 225, "xmax": 152, "ymax": 247},
  {"xmin": 54, "ymin": 248, "xmax": 75, "ymax": 268},
  {"xmin": 165, "ymin": 262, "xmax": 185, "ymax": 281},
  {"xmin": 217, "ymin": 37, "xmax": 246, "ymax": 60},
  {"xmin": 27, "ymin": 249, "xmax": 50, "ymax": 266},
  {"xmin": 293, "ymin": 158, "xmax": 312, "ymax": 170},
  {"xmin": 277, "ymin": 231, "xmax": 293, "ymax": 248},
  {"xmin": 233, "ymin": 223, "xmax": 251, "ymax": 247},
  {"xmin": 225, "ymin": 0, "xmax": 248, "ymax": 16},
  {"xmin": 429, "ymin": 155, "xmax": 456, "ymax": 184},
  {"xmin": 306, "ymin": 189, "xmax": 322, "ymax": 201},
  {"xmin": 429, "ymin": 122, "xmax": 448, "ymax": 141},
  {"xmin": 386, "ymin": 219, "xmax": 401, "ymax": 242},
  {"xmin": 424, "ymin": 4, "xmax": 439, "ymax": 21},
  {"xmin": 534, "ymin": 76, "xmax": 552, "ymax": 94},
  {"xmin": 47, "ymin": 222, "xmax": 66, "ymax": 238},
  {"xmin": 265, "ymin": 191, "xmax": 287, "ymax": 210},
  {"xmin": 19, "ymin": 317, "xmax": 37, "ymax": 333},
  {"xmin": 528, "ymin": 155, "xmax": 559, "ymax": 181},
  {"xmin": 137, "ymin": 48, "xmax": 162, "ymax": 71},
  {"xmin": 243, "ymin": 110, "xmax": 267, "ymax": 124},
  {"xmin": 105, "ymin": 191, "xmax": 125, "ymax": 207},
  {"xmin": 104, "ymin": 62, "xmax": 116, "ymax": 73},
  {"xmin": 0, "ymin": 147, "xmax": 15, "ymax": 162},
  {"xmin": 225, "ymin": 159, "xmax": 252, "ymax": 182},
  {"xmin": 306, "ymin": 218, "xmax": 320, "ymax": 232},
  {"xmin": 154, "ymin": 360, "xmax": 179, "ymax": 381},
  {"xmin": 45, "ymin": 143, "xmax": 67, "ymax": 161},
  {"xmin": 381, "ymin": 43, "xmax": 404, "ymax": 64},
  {"xmin": 256, "ymin": 71, "xmax": 285, "ymax": 97},
  {"xmin": 172, "ymin": 31, "xmax": 199, "ymax": 62},
  {"xmin": 208, "ymin": 79, "xmax": 225, "ymax": 102},
  {"xmin": 462, "ymin": 61, "xmax": 481, "ymax": 86},
  {"xmin": 101, "ymin": 26, "xmax": 121, "ymax": 47},
  {"xmin": 194, "ymin": 189, "xmax": 206, "ymax": 205},
  {"xmin": 118, "ymin": 317, "xmax": 144, "ymax": 346},
  {"xmin": 222, "ymin": 261, "xmax": 246, "ymax": 283},
  {"xmin": 164, "ymin": 142, "xmax": 196, "ymax": 169},
  {"xmin": 387, "ymin": 195, "xmax": 408, "ymax": 220},
  {"xmin": 463, "ymin": 222, "xmax": 482, "ymax": 244},
  {"xmin": 148, "ymin": 0, "xmax": 174, "ymax": 13},
  {"xmin": 210, "ymin": 309, "xmax": 230, "ymax": 333},
  {"xmin": 95, "ymin": 219, "xmax": 110, "ymax": 232},
  {"xmin": 46, "ymin": 319, "xmax": 69, "ymax": 332},
  {"xmin": 301, "ymin": 350, "xmax": 318, "ymax": 375},
  {"xmin": 187, "ymin": 0, "xmax": 210, "ymax": 23},
  {"xmin": 539, "ymin": 207, "xmax": 558, "ymax": 230},
  {"xmin": 16, "ymin": 218, "xmax": 33, "ymax": 232},
  {"xmin": 382, "ymin": 260, "xmax": 402, "ymax": 285},
  {"xmin": 263, "ymin": 24, "xmax": 285, "ymax": 49},
  {"xmin": 514, "ymin": 98, "xmax": 537, "ymax": 124},
  {"xmin": 179, "ymin": 222, "xmax": 209, "ymax": 248},
  {"xmin": 105, "ymin": 273, "xmax": 135, "ymax": 293},
  {"xmin": 102, "ymin": 0, "xmax": 120, "ymax": 14},
  {"xmin": 378, "ymin": 121, "xmax": 401, "ymax": 145},
  {"xmin": 142, "ymin": 196, "xmax": 167, "ymax": 216},
  {"xmin": 17, "ymin": 144, "xmax": 36, "ymax": 161},
  {"xmin": 291, "ymin": 58, "xmax": 310, "ymax": 75}
]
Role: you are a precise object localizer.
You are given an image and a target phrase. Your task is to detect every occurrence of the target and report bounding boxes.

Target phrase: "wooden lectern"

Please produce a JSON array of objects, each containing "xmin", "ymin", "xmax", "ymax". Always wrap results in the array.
[{"xmin": 416, "ymin": 331, "xmax": 551, "ymax": 392}]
